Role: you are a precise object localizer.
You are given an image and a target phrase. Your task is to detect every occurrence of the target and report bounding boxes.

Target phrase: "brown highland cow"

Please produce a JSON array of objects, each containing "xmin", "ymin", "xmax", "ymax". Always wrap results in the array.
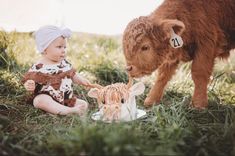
[{"xmin": 122, "ymin": 0, "xmax": 235, "ymax": 109}]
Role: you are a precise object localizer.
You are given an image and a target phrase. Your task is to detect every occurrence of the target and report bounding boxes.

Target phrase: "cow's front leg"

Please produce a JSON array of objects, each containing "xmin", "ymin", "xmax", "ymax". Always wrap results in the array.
[
  {"xmin": 191, "ymin": 51, "xmax": 214, "ymax": 109},
  {"xmin": 144, "ymin": 62, "xmax": 178, "ymax": 107}
]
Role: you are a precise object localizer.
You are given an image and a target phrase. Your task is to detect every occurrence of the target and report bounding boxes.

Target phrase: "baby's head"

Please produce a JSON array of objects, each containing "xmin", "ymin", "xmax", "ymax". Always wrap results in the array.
[{"xmin": 34, "ymin": 25, "xmax": 72, "ymax": 62}]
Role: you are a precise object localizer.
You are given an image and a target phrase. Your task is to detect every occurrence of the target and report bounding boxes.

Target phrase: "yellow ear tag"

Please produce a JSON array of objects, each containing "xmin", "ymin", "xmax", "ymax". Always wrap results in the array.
[{"xmin": 169, "ymin": 29, "xmax": 183, "ymax": 48}]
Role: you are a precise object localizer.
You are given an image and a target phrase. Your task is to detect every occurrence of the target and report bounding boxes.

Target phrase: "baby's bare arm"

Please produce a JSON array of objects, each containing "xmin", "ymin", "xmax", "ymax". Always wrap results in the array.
[
  {"xmin": 73, "ymin": 73, "xmax": 103, "ymax": 89},
  {"xmin": 72, "ymin": 73, "xmax": 91, "ymax": 86}
]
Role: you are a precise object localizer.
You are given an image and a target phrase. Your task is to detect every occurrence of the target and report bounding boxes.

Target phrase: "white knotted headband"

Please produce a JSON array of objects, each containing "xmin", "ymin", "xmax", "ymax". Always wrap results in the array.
[{"xmin": 34, "ymin": 25, "xmax": 72, "ymax": 53}]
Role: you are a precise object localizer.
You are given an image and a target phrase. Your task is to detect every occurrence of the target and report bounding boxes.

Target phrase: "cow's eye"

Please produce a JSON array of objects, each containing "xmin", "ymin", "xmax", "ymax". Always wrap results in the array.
[
  {"xmin": 141, "ymin": 45, "xmax": 149, "ymax": 51},
  {"xmin": 121, "ymin": 98, "xmax": 125, "ymax": 104}
]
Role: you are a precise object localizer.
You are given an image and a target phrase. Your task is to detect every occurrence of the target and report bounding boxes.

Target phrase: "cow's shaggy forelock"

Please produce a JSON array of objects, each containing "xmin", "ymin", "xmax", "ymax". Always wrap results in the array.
[
  {"xmin": 97, "ymin": 83, "xmax": 129, "ymax": 105},
  {"xmin": 123, "ymin": 17, "xmax": 154, "ymax": 54}
]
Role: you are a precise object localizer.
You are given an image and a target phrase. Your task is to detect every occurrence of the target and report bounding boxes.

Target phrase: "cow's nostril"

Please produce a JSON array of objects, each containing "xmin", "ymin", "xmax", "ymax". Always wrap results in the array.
[{"xmin": 126, "ymin": 66, "xmax": 132, "ymax": 71}]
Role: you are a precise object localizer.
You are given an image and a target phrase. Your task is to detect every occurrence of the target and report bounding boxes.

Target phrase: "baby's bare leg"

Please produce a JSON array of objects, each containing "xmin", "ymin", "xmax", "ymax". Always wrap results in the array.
[{"xmin": 33, "ymin": 94, "xmax": 83, "ymax": 115}]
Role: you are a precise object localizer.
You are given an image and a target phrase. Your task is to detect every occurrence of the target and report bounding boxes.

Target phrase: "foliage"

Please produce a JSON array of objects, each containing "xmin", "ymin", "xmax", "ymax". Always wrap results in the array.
[
  {"xmin": 0, "ymin": 31, "xmax": 235, "ymax": 156},
  {"xmin": 0, "ymin": 31, "xmax": 19, "ymax": 70},
  {"xmin": 90, "ymin": 60, "xmax": 128, "ymax": 85}
]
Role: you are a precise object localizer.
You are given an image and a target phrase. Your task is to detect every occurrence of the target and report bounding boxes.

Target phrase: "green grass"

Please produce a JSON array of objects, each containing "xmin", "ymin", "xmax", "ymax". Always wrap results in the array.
[{"xmin": 0, "ymin": 31, "xmax": 235, "ymax": 156}]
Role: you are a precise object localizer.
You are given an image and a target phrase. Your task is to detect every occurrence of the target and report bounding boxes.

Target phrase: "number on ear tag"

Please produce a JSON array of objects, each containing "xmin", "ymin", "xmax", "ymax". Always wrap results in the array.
[{"xmin": 169, "ymin": 30, "xmax": 183, "ymax": 48}]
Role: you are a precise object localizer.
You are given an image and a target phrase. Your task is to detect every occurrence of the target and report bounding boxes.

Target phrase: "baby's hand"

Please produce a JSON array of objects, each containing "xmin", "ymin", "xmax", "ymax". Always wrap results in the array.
[
  {"xmin": 24, "ymin": 80, "xmax": 36, "ymax": 92},
  {"xmin": 81, "ymin": 80, "xmax": 100, "ymax": 89},
  {"xmin": 81, "ymin": 79, "xmax": 92, "ymax": 87}
]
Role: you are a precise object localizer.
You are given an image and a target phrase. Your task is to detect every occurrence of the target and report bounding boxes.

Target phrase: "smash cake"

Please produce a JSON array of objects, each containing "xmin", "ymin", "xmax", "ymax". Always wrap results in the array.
[{"xmin": 88, "ymin": 80, "xmax": 146, "ymax": 122}]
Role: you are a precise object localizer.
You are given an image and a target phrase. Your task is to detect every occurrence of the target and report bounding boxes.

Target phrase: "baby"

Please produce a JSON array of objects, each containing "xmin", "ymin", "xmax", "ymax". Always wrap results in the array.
[{"xmin": 22, "ymin": 25, "xmax": 96, "ymax": 116}]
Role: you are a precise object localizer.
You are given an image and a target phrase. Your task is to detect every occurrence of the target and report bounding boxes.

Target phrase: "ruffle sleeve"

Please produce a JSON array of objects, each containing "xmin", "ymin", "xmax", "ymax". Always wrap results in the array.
[{"xmin": 21, "ymin": 68, "xmax": 76, "ymax": 90}]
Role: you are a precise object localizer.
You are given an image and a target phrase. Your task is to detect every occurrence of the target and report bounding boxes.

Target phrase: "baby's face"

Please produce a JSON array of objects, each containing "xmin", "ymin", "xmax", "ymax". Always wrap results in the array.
[{"xmin": 44, "ymin": 36, "xmax": 67, "ymax": 63}]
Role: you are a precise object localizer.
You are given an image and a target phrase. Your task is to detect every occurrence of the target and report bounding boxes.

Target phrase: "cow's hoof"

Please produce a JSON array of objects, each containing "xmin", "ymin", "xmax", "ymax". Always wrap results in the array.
[
  {"xmin": 144, "ymin": 97, "xmax": 155, "ymax": 107},
  {"xmin": 191, "ymin": 101, "xmax": 208, "ymax": 110}
]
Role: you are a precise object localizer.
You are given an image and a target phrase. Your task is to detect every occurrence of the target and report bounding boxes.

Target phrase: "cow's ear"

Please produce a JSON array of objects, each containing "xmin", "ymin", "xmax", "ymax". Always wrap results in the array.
[
  {"xmin": 130, "ymin": 82, "xmax": 145, "ymax": 96},
  {"xmin": 88, "ymin": 88, "xmax": 99, "ymax": 98},
  {"xmin": 160, "ymin": 19, "xmax": 185, "ymax": 37}
]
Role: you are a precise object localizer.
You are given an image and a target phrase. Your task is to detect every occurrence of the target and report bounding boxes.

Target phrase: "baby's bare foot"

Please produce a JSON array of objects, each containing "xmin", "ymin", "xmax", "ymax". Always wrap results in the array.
[{"xmin": 73, "ymin": 103, "xmax": 88, "ymax": 116}]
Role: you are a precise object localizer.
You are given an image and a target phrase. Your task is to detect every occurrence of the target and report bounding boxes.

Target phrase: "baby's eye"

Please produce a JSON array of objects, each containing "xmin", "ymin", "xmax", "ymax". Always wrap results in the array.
[
  {"xmin": 102, "ymin": 100, "xmax": 105, "ymax": 104},
  {"xmin": 121, "ymin": 98, "xmax": 125, "ymax": 104}
]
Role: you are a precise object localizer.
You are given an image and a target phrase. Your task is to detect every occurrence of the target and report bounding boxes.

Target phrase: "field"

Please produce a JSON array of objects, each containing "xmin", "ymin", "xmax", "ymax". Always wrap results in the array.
[{"xmin": 0, "ymin": 31, "xmax": 235, "ymax": 156}]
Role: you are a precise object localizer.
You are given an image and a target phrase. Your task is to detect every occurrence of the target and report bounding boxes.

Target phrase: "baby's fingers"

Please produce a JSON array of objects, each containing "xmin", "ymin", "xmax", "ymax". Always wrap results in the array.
[
  {"xmin": 27, "ymin": 80, "xmax": 35, "ymax": 85},
  {"xmin": 25, "ymin": 84, "xmax": 35, "ymax": 92},
  {"xmin": 28, "ymin": 87, "xmax": 35, "ymax": 91}
]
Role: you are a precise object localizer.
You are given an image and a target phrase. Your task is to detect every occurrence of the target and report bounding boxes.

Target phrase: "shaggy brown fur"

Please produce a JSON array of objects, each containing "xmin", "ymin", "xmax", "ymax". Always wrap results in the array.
[{"xmin": 122, "ymin": 0, "xmax": 235, "ymax": 109}]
